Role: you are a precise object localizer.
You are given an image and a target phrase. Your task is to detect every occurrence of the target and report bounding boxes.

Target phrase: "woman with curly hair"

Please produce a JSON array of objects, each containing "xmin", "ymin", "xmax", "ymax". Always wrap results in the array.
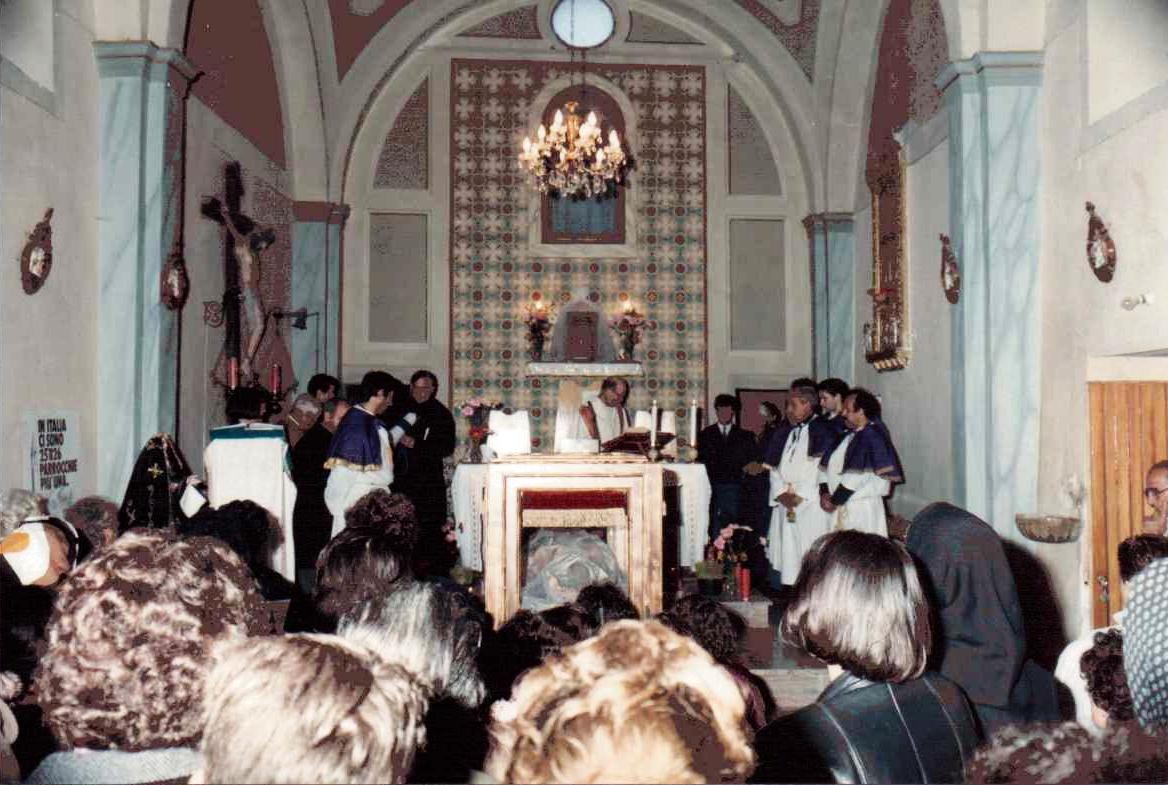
[
  {"xmin": 1080, "ymin": 628, "xmax": 1134, "ymax": 729},
  {"xmin": 659, "ymin": 593, "xmax": 774, "ymax": 730},
  {"xmin": 485, "ymin": 619, "xmax": 755, "ymax": 783},
  {"xmin": 311, "ymin": 491, "xmax": 419, "ymax": 631},
  {"xmin": 26, "ymin": 530, "xmax": 265, "ymax": 784}
]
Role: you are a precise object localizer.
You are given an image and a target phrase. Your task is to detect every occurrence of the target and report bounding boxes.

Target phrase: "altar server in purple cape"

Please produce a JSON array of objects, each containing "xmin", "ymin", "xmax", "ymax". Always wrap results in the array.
[
  {"xmin": 818, "ymin": 388, "xmax": 903, "ymax": 536},
  {"xmin": 324, "ymin": 371, "xmax": 396, "ymax": 536},
  {"xmin": 816, "ymin": 377, "xmax": 851, "ymax": 439}
]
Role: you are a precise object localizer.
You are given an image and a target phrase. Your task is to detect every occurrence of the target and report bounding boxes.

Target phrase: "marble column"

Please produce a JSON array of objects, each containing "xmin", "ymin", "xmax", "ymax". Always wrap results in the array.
[
  {"xmin": 291, "ymin": 202, "xmax": 349, "ymax": 384},
  {"xmin": 94, "ymin": 42, "xmax": 198, "ymax": 498},
  {"xmin": 804, "ymin": 213, "xmax": 856, "ymax": 381},
  {"xmin": 937, "ymin": 52, "xmax": 1043, "ymax": 534}
]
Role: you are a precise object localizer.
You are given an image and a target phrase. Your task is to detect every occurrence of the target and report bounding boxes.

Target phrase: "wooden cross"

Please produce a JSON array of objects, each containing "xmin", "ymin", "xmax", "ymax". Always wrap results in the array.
[{"xmin": 200, "ymin": 161, "xmax": 249, "ymax": 367}]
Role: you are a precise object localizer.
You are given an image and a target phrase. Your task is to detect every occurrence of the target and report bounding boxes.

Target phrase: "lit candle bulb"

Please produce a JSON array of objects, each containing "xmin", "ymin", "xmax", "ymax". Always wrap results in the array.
[
  {"xmin": 552, "ymin": 110, "xmax": 563, "ymax": 128},
  {"xmin": 522, "ymin": 137, "xmax": 531, "ymax": 153},
  {"xmin": 609, "ymin": 129, "xmax": 620, "ymax": 147},
  {"xmin": 537, "ymin": 125, "xmax": 546, "ymax": 141}
]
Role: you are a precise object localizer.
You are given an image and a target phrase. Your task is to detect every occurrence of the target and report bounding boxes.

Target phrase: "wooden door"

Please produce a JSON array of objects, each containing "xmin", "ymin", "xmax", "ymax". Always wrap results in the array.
[{"xmin": 1089, "ymin": 382, "xmax": 1168, "ymax": 626}]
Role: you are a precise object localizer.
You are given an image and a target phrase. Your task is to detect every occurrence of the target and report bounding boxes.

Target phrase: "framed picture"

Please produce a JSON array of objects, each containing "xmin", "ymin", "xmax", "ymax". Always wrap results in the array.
[{"xmin": 736, "ymin": 388, "xmax": 789, "ymax": 436}]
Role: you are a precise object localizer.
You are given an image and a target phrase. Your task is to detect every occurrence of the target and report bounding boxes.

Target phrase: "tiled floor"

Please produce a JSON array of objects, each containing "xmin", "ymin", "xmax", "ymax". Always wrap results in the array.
[{"xmin": 731, "ymin": 593, "xmax": 829, "ymax": 715}]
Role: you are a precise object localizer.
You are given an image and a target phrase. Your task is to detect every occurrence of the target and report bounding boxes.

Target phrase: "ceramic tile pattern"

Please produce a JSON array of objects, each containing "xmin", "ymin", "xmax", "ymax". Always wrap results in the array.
[{"xmin": 449, "ymin": 59, "xmax": 707, "ymax": 448}]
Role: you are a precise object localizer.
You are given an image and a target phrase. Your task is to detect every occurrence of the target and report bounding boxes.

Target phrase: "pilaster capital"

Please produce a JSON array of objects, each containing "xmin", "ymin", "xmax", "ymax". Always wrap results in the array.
[
  {"xmin": 93, "ymin": 41, "xmax": 200, "ymax": 88},
  {"xmin": 935, "ymin": 51, "xmax": 1043, "ymax": 93},
  {"xmin": 292, "ymin": 201, "xmax": 351, "ymax": 225}
]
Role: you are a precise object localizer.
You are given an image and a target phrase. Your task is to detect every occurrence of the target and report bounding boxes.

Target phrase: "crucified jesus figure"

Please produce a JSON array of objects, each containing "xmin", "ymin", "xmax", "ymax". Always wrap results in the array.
[{"xmin": 218, "ymin": 203, "xmax": 275, "ymax": 381}]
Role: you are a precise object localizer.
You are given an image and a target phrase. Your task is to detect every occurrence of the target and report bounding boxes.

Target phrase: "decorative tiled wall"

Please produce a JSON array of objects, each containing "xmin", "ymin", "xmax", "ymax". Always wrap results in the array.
[{"xmin": 449, "ymin": 59, "xmax": 707, "ymax": 448}]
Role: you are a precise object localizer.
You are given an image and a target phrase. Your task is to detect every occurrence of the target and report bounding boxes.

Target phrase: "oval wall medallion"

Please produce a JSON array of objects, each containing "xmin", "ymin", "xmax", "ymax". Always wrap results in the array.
[
  {"xmin": 20, "ymin": 208, "xmax": 53, "ymax": 295},
  {"xmin": 940, "ymin": 233, "xmax": 960, "ymax": 304},
  {"xmin": 1085, "ymin": 202, "xmax": 1117, "ymax": 283}
]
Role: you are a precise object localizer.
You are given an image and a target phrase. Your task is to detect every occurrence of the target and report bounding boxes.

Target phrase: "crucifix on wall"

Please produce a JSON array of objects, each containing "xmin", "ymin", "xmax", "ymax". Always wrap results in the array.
[{"xmin": 200, "ymin": 162, "xmax": 276, "ymax": 385}]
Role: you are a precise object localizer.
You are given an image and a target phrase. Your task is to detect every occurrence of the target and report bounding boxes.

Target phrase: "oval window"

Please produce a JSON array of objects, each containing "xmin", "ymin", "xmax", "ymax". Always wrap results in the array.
[{"xmin": 550, "ymin": 0, "xmax": 616, "ymax": 49}]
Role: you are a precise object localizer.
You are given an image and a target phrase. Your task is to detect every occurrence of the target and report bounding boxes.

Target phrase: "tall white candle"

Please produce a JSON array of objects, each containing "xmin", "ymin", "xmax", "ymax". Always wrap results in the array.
[
  {"xmin": 650, "ymin": 399, "xmax": 658, "ymax": 449},
  {"xmin": 689, "ymin": 399, "xmax": 698, "ymax": 445}
]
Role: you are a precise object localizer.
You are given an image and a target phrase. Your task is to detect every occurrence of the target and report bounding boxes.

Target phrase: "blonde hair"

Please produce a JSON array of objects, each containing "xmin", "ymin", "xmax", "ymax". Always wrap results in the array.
[
  {"xmin": 32, "ymin": 530, "xmax": 265, "ymax": 750},
  {"xmin": 198, "ymin": 634, "xmax": 428, "ymax": 784},
  {"xmin": 485, "ymin": 619, "xmax": 754, "ymax": 783}
]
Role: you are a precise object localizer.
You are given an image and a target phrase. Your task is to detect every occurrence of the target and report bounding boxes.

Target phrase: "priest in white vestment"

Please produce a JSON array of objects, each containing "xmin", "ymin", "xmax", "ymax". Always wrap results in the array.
[
  {"xmin": 818, "ymin": 388, "xmax": 903, "ymax": 536},
  {"xmin": 204, "ymin": 386, "xmax": 297, "ymax": 580},
  {"xmin": 762, "ymin": 386, "xmax": 833, "ymax": 585},
  {"xmin": 555, "ymin": 377, "xmax": 631, "ymax": 452}
]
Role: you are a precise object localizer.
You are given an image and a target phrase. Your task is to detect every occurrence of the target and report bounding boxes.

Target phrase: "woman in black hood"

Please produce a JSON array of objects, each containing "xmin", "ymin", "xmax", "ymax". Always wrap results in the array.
[{"xmin": 906, "ymin": 502, "xmax": 1060, "ymax": 735}]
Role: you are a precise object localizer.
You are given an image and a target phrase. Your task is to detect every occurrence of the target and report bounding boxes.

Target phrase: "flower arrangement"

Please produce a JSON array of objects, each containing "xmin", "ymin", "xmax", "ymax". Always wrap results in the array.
[
  {"xmin": 709, "ymin": 524, "xmax": 757, "ymax": 601},
  {"xmin": 711, "ymin": 524, "xmax": 753, "ymax": 564},
  {"xmin": 523, "ymin": 301, "xmax": 553, "ymax": 360},
  {"xmin": 458, "ymin": 397, "xmax": 502, "ymax": 429},
  {"xmin": 458, "ymin": 397, "xmax": 502, "ymax": 463},
  {"xmin": 608, "ymin": 304, "xmax": 647, "ymax": 360}
]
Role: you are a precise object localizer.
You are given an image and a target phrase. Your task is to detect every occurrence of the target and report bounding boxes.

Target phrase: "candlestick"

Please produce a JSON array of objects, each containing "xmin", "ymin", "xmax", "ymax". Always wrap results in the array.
[
  {"xmin": 270, "ymin": 363, "xmax": 281, "ymax": 394},
  {"xmin": 227, "ymin": 357, "xmax": 239, "ymax": 390},
  {"xmin": 650, "ymin": 399, "xmax": 658, "ymax": 450},
  {"xmin": 688, "ymin": 399, "xmax": 698, "ymax": 446}
]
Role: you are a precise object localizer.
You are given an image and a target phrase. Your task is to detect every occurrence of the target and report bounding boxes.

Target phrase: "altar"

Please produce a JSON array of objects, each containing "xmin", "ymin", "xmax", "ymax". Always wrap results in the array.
[{"xmin": 451, "ymin": 457, "xmax": 711, "ymax": 573}]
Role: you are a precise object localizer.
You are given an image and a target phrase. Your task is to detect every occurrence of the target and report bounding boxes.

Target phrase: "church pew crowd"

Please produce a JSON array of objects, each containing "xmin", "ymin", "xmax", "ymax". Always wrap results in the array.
[{"xmin": 5, "ymin": 374, "xmax": 1168, "ymax": 783}]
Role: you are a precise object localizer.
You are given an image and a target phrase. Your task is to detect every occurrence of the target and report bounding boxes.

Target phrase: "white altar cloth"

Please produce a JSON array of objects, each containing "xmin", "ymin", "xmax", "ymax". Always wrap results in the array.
[{"xmin": 452, "ymin": 460, "xmax": 711, "ymax": 571}]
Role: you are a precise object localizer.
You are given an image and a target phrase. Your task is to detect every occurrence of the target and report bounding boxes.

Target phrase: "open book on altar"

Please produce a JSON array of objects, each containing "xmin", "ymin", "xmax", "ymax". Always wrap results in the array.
[{"xmin": 601, "ymin": 428, "xmax": 676, "ymax": 455}]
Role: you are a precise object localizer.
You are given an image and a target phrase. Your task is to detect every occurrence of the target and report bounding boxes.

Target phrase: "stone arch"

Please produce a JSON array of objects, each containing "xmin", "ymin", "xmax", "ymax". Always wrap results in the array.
[
  {"xmin": 331, "ymin": 0, "xmax": 822, "ymax": 209},
  {"xmin": 261, "ymin": 0, "xmax": 329, "ymax": 199},
  {"xmin": 821, "ymin": 0, "xmax": 959, "ymax": 212}
]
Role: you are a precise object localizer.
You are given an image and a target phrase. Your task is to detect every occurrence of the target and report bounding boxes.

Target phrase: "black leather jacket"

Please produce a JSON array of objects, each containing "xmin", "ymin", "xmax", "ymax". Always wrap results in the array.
[{"xmin": 751, "ymin": 671, "xmax": 981, "ymax": 784}]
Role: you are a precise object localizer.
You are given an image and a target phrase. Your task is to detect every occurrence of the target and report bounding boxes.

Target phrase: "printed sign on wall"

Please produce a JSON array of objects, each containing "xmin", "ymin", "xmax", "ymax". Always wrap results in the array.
[{"xmin": 25, "ymin": 411, "xmax": 81, "ymax": 516}]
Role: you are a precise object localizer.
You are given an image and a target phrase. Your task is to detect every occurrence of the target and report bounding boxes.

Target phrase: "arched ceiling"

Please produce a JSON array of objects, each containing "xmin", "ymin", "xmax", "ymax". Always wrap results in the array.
[{"xmin": 164, "ymin": 0, "xmax": 971, "ymax": 209}]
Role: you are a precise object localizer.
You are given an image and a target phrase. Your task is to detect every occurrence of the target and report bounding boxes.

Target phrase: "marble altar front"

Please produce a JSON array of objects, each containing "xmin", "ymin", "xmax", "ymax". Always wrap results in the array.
[
  {"xmin": 452, "ymin": 458, "xmax": 711, "ymax": 574},
  {"xmin": 463, "ymin": 455, "xmax": 675, "ymax": 622}
]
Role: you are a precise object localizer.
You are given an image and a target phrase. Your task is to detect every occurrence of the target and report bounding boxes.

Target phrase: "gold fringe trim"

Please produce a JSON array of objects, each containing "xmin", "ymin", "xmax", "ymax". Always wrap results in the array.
[{"xmin": 323, "ymin": 457, "xmax": 385, "ymax": 472}]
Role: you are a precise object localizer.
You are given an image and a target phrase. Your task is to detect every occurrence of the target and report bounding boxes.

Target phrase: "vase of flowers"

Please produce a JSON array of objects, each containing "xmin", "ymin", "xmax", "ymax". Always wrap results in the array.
[
  {"xmin": 458, "ymin": 397, "xmax": 502, "ymax": 464},
  {"xmin": 524, "ymin": 301, "xmax": 552, "ymax": 361},
  {"xmin": 609, "ymin": 305, "xmax": 646, "ymax": 361},
  {"xmin": 712, "ymin": 524, "xmax": 756, "ymax": 599}
]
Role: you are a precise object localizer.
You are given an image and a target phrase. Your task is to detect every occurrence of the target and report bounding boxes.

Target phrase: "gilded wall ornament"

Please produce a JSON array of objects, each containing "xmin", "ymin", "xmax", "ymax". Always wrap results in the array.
[
  {"xmin": 20, "ymin": 208, "xmax": 53, "ymax": 295},
  {"xmin": 1085, "ymin": 202, "xmax": 1117, "ymax": 283},
  {"xmin": 940, "ymin": 234, "xmax": 960, "ymax": 304}
]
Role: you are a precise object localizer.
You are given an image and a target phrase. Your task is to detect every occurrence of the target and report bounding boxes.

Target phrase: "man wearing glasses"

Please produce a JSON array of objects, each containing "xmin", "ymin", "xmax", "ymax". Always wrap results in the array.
[
  {"xmin": 393, "ymin": 370, "xmax": 456, "ymax": 568},
  {"xmin": 1143, "ymin": 461, "xmax": 1168, "ymax": 534}
]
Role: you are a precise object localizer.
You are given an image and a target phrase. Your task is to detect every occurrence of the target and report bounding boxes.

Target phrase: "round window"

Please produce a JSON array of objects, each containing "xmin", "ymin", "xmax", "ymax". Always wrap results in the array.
[{"xmin": 550, "ymin": 0, "xmax": 616, "ymax": 49}]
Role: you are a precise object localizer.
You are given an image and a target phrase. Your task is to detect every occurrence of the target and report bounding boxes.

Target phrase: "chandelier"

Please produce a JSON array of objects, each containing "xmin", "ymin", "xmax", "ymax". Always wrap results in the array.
[{"xmin": 519, "ymin": 99, "xmax": 629, "ymax": 199}]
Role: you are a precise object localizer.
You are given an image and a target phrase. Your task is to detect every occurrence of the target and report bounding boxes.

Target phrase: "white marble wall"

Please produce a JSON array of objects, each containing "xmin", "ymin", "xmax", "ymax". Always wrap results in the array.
[
  {"xmin": 807, "ymin": 215, "xmax": 855, "ymax": 381},
  {"xmin": 0, "ymin": 2, "xmax": 100, "ymax": 499},
  {"xmin": 938, "ymin": 53, "xmax": 1043, "ymax": 536},
  {"xmin": 94, "ymin": 42, "xmax": 196, "ymax": 497},
  {"xmin": 826, "ymin": 221, "xmax": 856, "ymax": 381},
  {"xmin": 290, "ymin": 211, "xmax": 344, "ymax": 383},
  {"xmin": 852, "ymin": 132, "xmax": 954, "ymax": 517}
]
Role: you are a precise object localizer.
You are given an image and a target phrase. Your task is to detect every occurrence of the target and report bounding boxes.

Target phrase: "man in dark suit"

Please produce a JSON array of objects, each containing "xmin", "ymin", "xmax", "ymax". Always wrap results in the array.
[
  {"xmin": 698, "ymin": 393, "xmax": 758, "ymax": 539},
  {"xmin": 392, "ymin": 370, "xmax": 456, "ymax": 572},
  {"xmin": 291, "ymin": 397, "xmax": 350, "ymax": 591}
]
